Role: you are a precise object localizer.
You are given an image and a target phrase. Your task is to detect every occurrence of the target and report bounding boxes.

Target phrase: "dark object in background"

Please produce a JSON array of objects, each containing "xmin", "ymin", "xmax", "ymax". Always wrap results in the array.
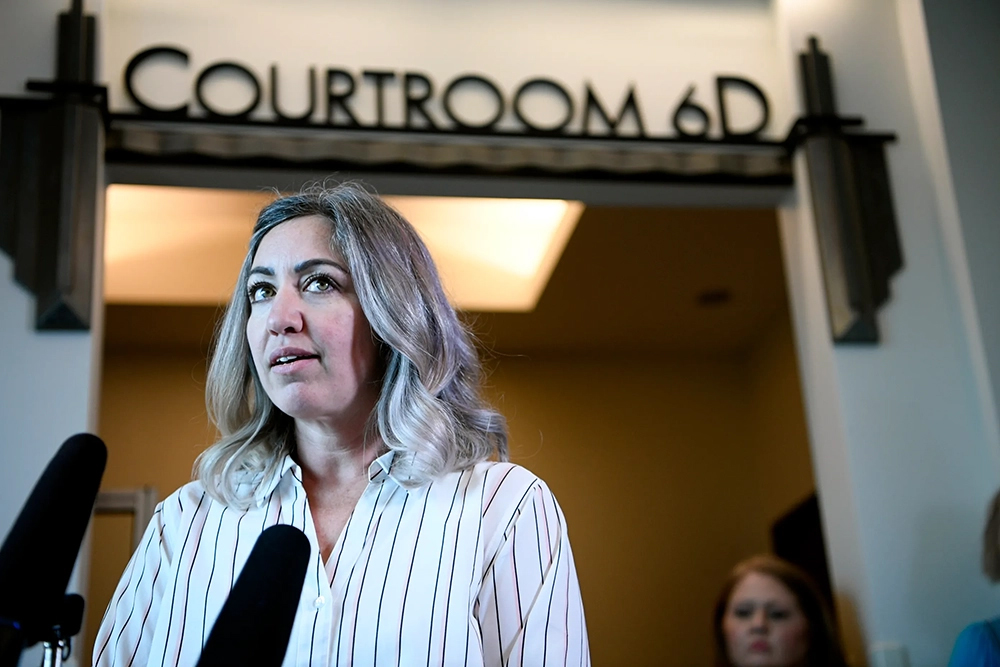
[
  {"xmin": 771, "ymin": 493, "xmax": 835, "ymax": 613},
  {"xmin": 786, "ymin": 36, "xmax": 902, "ymax": 343}
]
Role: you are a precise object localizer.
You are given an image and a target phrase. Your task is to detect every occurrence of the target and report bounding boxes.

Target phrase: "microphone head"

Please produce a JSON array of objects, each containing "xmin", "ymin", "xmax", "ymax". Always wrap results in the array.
[
  {"xmin": 0, "ymin": 433, "xmax": 107, "ymax": 644},
  {"xmin": 196, "ymin": 524, "xmax": 311, "ymax": 667},
  {"xmin": 54, "ymin": 594, "xmax": 85, "ymax": 640}
]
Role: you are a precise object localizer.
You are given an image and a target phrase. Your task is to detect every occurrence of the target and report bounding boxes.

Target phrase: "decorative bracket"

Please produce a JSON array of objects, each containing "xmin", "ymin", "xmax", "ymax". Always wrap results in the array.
[
  {"xmin": 783, "ymin": 37, "xmax": 903, "ymax": 344},
  {"xmin": 0, "ymin": 0, "xmax": 107, "ymax": 330}
]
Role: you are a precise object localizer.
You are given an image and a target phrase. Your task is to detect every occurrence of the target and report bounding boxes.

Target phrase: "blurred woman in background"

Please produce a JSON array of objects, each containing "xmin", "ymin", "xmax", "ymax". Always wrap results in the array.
[
  {"xmin": 713, "ymin": 554, "xmax": 848, "ymax": 667},
  {"xmin": 948, "ymin": 487, "xmax": 1000, "ymax": 667}
]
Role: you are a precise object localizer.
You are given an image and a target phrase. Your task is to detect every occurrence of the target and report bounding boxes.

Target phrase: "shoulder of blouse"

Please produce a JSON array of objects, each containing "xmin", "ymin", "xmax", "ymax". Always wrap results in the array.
[
  {"xmin": 465, "ymin": 460, "xmax": 565, "ymax": 550},
  {"xmin": 153, "ymin": 479, "xmax": 215, "ymax": 547}
]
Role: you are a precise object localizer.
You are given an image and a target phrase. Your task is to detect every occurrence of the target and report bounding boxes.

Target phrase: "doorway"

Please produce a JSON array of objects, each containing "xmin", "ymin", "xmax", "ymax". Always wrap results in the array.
[{"xmin": 88, "ymin": 180, "xmax": 817, "ymax": 667}]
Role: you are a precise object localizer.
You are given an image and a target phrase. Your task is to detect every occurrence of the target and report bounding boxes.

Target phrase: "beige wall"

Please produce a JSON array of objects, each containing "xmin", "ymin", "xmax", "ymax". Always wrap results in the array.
[
  {"xmin": 486, "ymin": 354, "xmax": 769, "ymax": 665},
  {"xmin": 482, "ymin": 313, "xmax": 813, "ymax": 666},
  {"xmin": 744, "ymin": 310, "xmax": 816, "ymax": 527},
  {"xmin": 85, "ymin": 349, "xmax": 218, "ymax": 664},
  {"xmin": 98, "ymin": 350, "xmax": 217, "ymax": 491},
  {"xmin": 88, "ymin": 309, "xmax": 813, "ymax": 666}
]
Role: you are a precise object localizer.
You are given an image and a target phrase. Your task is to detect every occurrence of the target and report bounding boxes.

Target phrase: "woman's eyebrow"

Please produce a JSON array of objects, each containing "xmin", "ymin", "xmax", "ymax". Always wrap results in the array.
[
  {"xmin": 247, "ymin": 259, "xmax": 347, "ymax": 280},
  {"xmin": 248, "ymin": 266, "xmax": 273, "ymax": 278},
  {"xmin": 294, "ymin": 258, "xmax": 348, "ymax": 274}
]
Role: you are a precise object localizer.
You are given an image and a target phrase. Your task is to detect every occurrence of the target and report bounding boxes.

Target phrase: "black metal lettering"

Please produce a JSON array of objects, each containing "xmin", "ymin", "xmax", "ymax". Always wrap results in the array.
[
  {"xmin": 270, "ymin": 65, "xmax": 315, "ymax": 123},
  {"xmin": 195, "ymin": 62, "xmax": 261, "ymax": 119},
  {"xmin": 363, "ymin": 70, "xmax": 396, "ymax": 126},
  {"xmin": 512, "ymin": 78, "xmax": 574, "ymax": 134},
  {"xmin": 716, "ymin": 76, "xmax": 770, "ymax": 139},
  {"xmin": 326, "ymin": 69, "xmax": 360, "ymax": 126},
  {"xmin": 582, "ymin": 83, "xmax": 645, "ymax": 137},
  {"xmin": 123, "ymin": 46, "xmax": 189, "ymax": 117},
  {"xmin": 403, "ymin": 72, "xmax": 438, "ymax": 130},
  {"xmin": 671, "ymin": 85, "xmax": 710, "ymax": 139},
  {"xmin": 441, "ymin": 75, "xmax": 504, "ymax": 131}
]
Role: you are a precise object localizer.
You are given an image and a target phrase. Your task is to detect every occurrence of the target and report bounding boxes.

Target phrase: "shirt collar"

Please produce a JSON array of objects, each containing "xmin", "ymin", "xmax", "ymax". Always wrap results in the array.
[
  {"xmin": 252, "ymin": 449, "xmax": 404, "ymax": 508},
  {"xmin": 368, "ymin": 450, "xmax": 397, "ymax": 484},
  {"xmin": 252, "ymin": 454, "xmax": 298, "ymax": 508}
]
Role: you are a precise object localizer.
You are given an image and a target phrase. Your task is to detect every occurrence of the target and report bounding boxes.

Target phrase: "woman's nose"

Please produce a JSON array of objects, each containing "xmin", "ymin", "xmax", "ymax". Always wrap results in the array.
[
  {"xmin": 266, "ymin": 288, "xmax": 304, "ymax": 334},
  {"xmin": 749, "ymin": 609, "xmax": 768, "ymax": 632}
]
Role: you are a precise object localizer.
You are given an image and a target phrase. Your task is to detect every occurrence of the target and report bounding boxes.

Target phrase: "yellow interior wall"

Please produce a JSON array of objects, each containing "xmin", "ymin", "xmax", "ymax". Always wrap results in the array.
[
  {"xmin": 85, "ymin": 350, "xmax": 218, "ymax": 665},
  {"xmin": 97, "ymin": 351, "xmax": 216, "ymax": 491},
  {"xmin": 484, "ymin": 354, "xmax": 771, "ymax": 666},
  {"xmin": 86, "ymin": 513, "xmax": 135, "ymax": 664},
  {"xmin": 744, "ymin": 309, "xmax": 817, "ymax": 525},
  {"xmin": 87, "ymin": 314, "xmax": 813, "ymax": 666}
]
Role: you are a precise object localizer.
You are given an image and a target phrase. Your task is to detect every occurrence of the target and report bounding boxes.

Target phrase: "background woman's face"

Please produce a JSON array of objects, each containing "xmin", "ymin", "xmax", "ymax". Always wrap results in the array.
[{"xmin": 722, "ymin": 571, "xmax": 809, "ymax": 667}]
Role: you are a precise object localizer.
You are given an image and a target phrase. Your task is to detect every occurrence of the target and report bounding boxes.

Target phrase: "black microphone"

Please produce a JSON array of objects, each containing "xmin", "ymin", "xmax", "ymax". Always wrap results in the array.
[
  {"xmin": 196, "ymin": 524, "xmax": 311, "ymax": 667},
  {"xmin": 0, "ymin": 433, "xmax": 107, "ymax": 667}
]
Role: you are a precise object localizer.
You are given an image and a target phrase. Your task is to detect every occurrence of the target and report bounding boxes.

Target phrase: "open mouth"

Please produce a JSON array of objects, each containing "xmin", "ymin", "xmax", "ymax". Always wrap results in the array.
[{"xmin": 271, "ymin": 353, "xmax": 319, "ymax": 367}]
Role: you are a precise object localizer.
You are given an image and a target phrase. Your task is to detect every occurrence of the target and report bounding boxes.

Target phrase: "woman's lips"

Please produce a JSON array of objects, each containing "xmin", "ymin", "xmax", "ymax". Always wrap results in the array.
[
  {"xmin": 269, "ymin": 347, "xmax": 319, "ymax": 367},
  {"xmin": 270, "ymin": 355, "xmax": 319, "ymax": 374},
  {"xmin": 749, "ymin": 640, "xmax": 771, "ymax": 652}
]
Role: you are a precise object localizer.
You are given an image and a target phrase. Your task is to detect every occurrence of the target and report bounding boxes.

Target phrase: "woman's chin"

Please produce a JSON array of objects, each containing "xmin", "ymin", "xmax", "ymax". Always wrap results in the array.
[
  {"xmin": 272, "ymin": 398, "xmax": 371, "ymax": 429},
  {"xmin": 270, "ymin": 395, "xmax": 325, "ymax": 421}
]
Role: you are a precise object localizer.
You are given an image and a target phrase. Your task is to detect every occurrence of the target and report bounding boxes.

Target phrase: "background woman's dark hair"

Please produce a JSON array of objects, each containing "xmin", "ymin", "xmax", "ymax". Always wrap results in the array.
[
  {"xmin": 982, "ymin": 488, "xmax": 1000, "ymax": 582},
  {"xmin": 712, "ymin": 554, "xmax": 849, "ymax": 667}
]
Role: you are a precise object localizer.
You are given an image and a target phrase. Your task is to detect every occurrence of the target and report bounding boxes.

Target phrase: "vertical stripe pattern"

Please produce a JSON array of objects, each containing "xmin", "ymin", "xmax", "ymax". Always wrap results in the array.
[{"xmin": 93, "ymin": 453, "xmax": 590, "ymax": 666}]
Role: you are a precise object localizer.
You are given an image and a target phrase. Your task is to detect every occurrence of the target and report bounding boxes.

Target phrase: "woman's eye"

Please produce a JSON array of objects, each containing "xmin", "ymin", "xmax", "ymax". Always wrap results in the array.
[
  {"xmin": 247, "ymin": 282, "xmax": 275, "ymax": 303},
  {"xmin": 732, "ymin": 607, "xmax": 754, "ymax": 619},
  {"xmin": 304, "ymin": 274, "xmax": 338, "ymax": 293},
  {"xmin": 768, "ymin": 609, "xmax": 791, "ymax": 621}
]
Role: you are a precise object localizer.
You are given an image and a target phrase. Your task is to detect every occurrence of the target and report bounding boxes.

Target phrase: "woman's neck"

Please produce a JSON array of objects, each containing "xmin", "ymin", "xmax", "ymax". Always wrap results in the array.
[{"xmin": 292, "ymin": 420, "xmax": 380, "ymax": 487}]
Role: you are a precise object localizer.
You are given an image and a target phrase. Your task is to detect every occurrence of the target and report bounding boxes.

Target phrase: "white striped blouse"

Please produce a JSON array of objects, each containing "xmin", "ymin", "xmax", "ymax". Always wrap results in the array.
[{"xmin": 92, "ymin": 452, "xmax": 590, "ymax": 666}]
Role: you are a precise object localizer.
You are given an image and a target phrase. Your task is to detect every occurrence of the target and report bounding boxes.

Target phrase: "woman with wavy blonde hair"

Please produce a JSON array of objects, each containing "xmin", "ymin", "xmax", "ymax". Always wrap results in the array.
[
  {"xmin": 95, "ymin": 182, "xmax": 589, "ymax": 667},
  {"xmin": 198, "ymin": 182, "xmax": 508, "ymax": 503}
]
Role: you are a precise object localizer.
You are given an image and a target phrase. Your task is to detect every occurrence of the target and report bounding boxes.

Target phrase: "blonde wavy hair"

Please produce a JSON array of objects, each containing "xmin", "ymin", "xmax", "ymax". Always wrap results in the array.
[{"xmin": 196, "ymin": 182, "xmax": 508, "ymax": 506}]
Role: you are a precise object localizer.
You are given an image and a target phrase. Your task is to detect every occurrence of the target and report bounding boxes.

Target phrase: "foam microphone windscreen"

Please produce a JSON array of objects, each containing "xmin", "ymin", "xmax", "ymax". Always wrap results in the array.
[
  {"xmin": 196, "ymin": 524, "xmax": 311, "ymax": 667},
  {"xmin": 0, "ymin": 433, "xmax": 107, "ymax": 645}
]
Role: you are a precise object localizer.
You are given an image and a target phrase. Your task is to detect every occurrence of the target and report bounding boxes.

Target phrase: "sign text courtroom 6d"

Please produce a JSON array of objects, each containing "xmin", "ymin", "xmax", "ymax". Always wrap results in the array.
[{"xmin": 123, "ymin": 46, "xmax": 773, "ymax": 142}]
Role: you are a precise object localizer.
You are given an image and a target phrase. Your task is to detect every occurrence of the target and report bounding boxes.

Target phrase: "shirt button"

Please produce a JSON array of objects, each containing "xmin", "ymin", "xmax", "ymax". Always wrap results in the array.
[{"xmin": 314, "ymin": 595, "xmax": 326, "ymax": 609}]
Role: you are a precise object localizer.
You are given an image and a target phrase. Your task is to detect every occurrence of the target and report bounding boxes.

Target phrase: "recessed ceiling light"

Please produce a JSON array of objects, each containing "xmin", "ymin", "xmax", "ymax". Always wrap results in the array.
[
  {"xmin": 385, "ymin": 195, "xmax": 584, "ymax": 312},
  {"xmin": 696, "ymin": 288, "xmax": 732, "ymax": 307},
  {"xmin": 104, "ymin": 185, "xmax": 583, "ymax": 312}
]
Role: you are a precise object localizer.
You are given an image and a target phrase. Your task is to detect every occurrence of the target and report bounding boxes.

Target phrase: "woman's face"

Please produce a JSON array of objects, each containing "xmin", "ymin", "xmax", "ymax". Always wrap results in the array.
[
  {"xmin": 722, "ymin": 571, "xmax": 809, "ymax": 667},
  {"xmin": 245, "ymin": 215, "xmax": 381, "ymax": 431}
]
